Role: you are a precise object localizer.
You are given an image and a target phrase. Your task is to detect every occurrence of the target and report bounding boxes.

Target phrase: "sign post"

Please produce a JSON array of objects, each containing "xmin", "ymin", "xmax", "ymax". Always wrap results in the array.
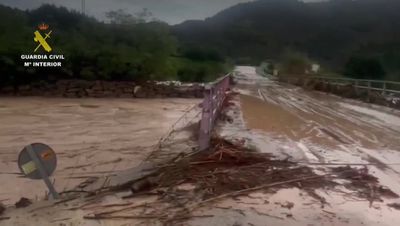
[{"xmin": 18, "ymin": 143, "xmax": 59, "ymax": 199}]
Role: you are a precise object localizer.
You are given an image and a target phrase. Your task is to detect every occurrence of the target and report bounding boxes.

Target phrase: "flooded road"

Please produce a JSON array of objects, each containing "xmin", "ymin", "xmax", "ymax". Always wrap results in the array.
[
  {"xmin": 236, "ymin": 66, "xmax": 400, "ymax": 170},
  {"xmin": 217, "ymin": 66, "xmax": 400, "ymax": 226},
  {"xmin": 0, "ymin": 97, "xmax": 199, "ymax": 205}
]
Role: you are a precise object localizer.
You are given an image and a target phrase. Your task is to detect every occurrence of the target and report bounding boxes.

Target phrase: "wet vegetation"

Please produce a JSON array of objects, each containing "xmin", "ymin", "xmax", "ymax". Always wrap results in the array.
[
  {"xmin": 0, "ymin": 5, "xmax": 231, "ymax": 87},
  {"xmin": 1, "ymin": 0, "xmax": 400, "ymax": 87}
]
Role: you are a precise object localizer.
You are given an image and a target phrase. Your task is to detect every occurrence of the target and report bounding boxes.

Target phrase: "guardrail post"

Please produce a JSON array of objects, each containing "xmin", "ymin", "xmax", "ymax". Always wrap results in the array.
[
  {"xmin": 324, "ymin": 78, "xmax": 328, "ymax": 90},
  {"xmin": 383, "ymin": 82, "xmax": 387, "ymax": 96},
  {"xmin": 367, "ymin": 81, "xmax": 371, "ymax": 102},
  {"xmin": 355, "ymin": 80, "xmax": 359, "ymax": 96},
  {"xmin": 199, "ymin": 87, "xmax": 212, "ymax": 151},
  {"xmin": 211, "ymin": 87, "xmax": 216, "ymax": 127}
]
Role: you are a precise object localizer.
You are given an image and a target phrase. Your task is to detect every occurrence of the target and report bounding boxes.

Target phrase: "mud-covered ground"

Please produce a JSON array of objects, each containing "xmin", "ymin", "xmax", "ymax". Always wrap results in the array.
[
  {"xmin": 0, "ymin": 98, "xmax": 199, "ymax": 205},
  {"xmin": 234, "ymin": 67, "xmax": 400, "ymax": 178},
  {"xmin": 212, "ymin": 66, "xmax": 400, "ymax": 226}
]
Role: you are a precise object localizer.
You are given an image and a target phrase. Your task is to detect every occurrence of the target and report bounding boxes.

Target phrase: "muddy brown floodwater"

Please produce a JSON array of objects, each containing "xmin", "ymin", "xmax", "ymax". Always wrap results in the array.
[{"xmin": 0, "ymin": 97, "xmax": 199, "ymax": 205}]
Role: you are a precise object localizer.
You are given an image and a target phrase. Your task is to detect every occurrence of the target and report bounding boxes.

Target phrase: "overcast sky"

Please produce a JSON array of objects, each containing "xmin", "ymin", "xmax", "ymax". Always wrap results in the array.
[{"xmin": 0, "ymin": 0, "xmax": 268, "ymax": 24}]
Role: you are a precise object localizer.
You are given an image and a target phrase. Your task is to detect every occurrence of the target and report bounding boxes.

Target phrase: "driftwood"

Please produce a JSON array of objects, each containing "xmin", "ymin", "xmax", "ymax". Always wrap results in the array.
[
  {"xmin": 29, "ymin": 197, "xmax": 78, "ymax": 213},
  {"xmin": 83, "ymin": 202, "xmax": 132, "ymax": 210},
  {"xmin": 59, "ymin": 190, "xmax": 95, "ymax": 196},
  {"xmin": 84, "ymin": 214, "xmax": 213, "ymax": 221},
  {"xmin": 185, "ymin": 174, "xmax": 329, "ymax": 212},
  {"xmin": 32, "ymin": 136, "xmax": 398, "ymax": 225},
  {"xmin": 88, "ymin": 202, "xmax": 151, "ymax": 217},
  {"xmin": 249, "ymin": 207, "xmax": 284, "ymax": 220},
  {"xmin": 84, "ymin": 214, "xmax": 160, "ymax": 220},
  {"xmin": 122, "ymin": 191, "xmax": 160, "ymax": 199}
]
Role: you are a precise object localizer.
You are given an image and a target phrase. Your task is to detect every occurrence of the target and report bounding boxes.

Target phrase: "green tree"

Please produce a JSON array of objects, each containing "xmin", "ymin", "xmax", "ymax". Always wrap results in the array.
[
  {"xmin": 0, "ymin": 4, "xmax": 231, "ymax": 86},
  {"xmin": 279, "ymin": 51, "xmax": 311, "ymax": 75}
]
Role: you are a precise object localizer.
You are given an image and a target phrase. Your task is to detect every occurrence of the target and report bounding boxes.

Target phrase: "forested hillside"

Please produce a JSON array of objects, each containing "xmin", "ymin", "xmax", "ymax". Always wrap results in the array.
[
  {"xmin": 174, "ymin": 0, "xmax": 400, "ymax": 80},
  {"xmin": 0, "ymin": 5, "xmax": 230, "ymax": 87},
  {"xmin": 2, "ymin": 0, "xmax": 400, "ymax": 85}
]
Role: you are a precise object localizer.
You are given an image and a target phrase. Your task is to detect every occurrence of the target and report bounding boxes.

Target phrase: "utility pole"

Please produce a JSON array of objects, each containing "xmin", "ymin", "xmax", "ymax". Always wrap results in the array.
[{"xmin": 82, "ymin": 0, "xmax": 86, "ymax": 15}]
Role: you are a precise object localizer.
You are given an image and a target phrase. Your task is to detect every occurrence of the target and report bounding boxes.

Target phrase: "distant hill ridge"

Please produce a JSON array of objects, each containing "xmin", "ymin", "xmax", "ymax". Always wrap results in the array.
[{"xmin": 173, "ymin": 0, "xmax": 400, "ymax": 78}]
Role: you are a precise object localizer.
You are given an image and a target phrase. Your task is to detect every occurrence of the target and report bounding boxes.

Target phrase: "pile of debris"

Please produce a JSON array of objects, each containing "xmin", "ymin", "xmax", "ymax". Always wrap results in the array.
[
  {"xmin": 83, "ymin": 137, "xmax": 337, "ymax": 224},
  {"xmin": 157, "ymin": 138, "xmax": 334, "ymax": 200},
  {"xmin": 332, "ymin": 166, "xmax": 399, "ymax": 205},
  {"xmin": 81, "ymin": 137, "xmax": 396, "ymax": 225},
  {"xmin": 9, "ymin": 136, "xmax": 397, "ymax": 225}
]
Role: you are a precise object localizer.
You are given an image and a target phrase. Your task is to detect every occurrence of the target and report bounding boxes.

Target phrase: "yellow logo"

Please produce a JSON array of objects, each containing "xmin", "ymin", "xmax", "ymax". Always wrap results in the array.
[{"xmin": 34, "ymin": 23, "xmax": 52, "ymax": 53}]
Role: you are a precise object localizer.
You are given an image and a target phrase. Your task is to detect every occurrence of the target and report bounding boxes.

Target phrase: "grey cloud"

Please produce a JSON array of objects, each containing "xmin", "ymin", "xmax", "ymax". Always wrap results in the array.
[{"xmin": 0, "ymin": 0, "xmax": 254, "ymax": 24}]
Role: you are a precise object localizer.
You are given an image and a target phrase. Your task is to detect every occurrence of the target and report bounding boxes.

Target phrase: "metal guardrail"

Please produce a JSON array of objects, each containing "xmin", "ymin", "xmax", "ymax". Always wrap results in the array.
[
  {"xmin": 284, "ymin": 76, "xmax": 400, "ymax": 96},
  {"xmin": 198, "ymin": 73, "xmax": 232, "ymax": 151}
]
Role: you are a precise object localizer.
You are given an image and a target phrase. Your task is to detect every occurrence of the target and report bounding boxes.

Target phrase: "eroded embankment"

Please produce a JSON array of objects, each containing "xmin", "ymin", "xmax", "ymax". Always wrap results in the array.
[{"xmin": 0, "ymin": 80, "xmax": 204, "ymax": 98}]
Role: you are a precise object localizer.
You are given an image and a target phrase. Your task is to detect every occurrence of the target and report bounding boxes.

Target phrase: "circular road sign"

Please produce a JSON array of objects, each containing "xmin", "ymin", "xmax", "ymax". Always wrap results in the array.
[{"xmin": 18, "ymin": 143, "xmax": 57, "ymax": 180}]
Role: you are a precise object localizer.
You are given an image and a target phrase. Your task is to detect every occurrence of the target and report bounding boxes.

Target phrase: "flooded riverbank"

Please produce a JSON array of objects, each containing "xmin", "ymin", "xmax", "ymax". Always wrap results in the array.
[{"xmin": 0, "ymin": 97, "xmax": 199, "ymax": 205}]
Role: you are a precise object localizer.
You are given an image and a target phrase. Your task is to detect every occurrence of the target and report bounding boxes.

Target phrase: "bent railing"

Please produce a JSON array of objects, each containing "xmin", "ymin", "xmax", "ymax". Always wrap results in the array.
[{"xmin": 198, "ymin": 74, "xmax": 232, "ymax": 151}]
